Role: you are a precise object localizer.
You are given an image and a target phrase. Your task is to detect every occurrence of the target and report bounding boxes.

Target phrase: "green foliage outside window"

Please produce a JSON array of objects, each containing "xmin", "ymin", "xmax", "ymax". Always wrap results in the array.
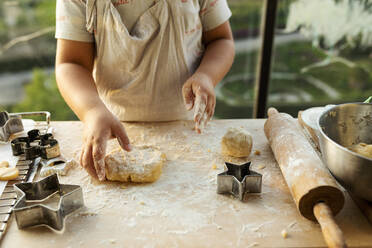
[{"xmin": 11, "ymin": 69, "xmax": 77, "ymax": 121}]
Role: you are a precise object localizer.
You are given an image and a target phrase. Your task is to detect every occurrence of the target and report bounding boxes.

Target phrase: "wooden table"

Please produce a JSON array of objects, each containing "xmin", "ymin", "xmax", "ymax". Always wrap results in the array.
[{"xmin": 2, "ymin": 120, "xmax": 372, "ymax": 247}]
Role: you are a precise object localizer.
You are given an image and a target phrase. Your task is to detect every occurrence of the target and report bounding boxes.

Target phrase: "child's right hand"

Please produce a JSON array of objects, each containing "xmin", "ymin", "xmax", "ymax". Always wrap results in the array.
[
  {"xmin": 182, "ymin": 72, "xmax": 216, "ymax": 133},
  {"xmin": 79, "ymin": 106, "xmax": 132, "ymax": 181}
]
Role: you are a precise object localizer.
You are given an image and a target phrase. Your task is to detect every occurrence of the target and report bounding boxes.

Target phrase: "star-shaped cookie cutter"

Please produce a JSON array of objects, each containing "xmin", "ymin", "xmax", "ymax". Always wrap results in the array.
[
  {"xmin": 13, "ymin": 174, "xmax": 84, "ymax": 231},
  {"xmin": 217, "ymin": 162, "xmax": 262, "ymax": 201}
]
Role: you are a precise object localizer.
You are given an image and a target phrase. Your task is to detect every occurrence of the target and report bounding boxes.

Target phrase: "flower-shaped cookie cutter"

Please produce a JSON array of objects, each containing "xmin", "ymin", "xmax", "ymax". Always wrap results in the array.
[
  {"xmin": 13, "ymin": 174, "xmax": 84, "ymax": 231},
  {"xmin": 217, "ymin": 161, "xmax": 262, "ymax": 201},
  {"xmin": 11, "ymin": 129, "xmax": 60, "ymax": 160}
]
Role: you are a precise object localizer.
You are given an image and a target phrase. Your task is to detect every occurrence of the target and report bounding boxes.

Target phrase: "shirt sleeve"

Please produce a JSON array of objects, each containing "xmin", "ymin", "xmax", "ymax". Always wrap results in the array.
[
  {"xmin": 199, "ymin": 0, "xmax": 232, "ymax": 31},
  {"xmin": 55, "ymin": 0, "xmax": 94, "ymax": 42}
]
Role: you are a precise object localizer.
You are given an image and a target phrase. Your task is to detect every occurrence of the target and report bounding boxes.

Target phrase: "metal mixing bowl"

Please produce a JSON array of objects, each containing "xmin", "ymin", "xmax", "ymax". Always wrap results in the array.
[{"xmin": 317, "ymin": 103, "xmax": 372, "ymax": 202}]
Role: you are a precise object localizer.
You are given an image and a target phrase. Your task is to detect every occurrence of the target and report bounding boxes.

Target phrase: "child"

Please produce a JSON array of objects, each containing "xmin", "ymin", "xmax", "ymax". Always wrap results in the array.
[{"xmin": 55, "ymin": 0, "xmax": 235, "ymax": 181}]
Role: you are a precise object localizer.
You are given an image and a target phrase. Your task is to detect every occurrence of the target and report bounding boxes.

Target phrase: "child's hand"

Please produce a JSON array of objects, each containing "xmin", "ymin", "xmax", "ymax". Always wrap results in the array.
[
  {"xmin": 182, "ymin": 73, "xmax": 215, "ymax": 133},
  {"xmin": 79, "ymin": 107, "xmax": 132, "ymax": 181}
]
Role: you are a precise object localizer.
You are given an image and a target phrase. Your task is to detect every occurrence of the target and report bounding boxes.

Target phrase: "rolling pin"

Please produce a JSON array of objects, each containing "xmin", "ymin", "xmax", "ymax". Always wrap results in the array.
[
  {"xmin": 264, "ymin": 108, "xmax": 347, "ymax": 248},
  {"xmin": 298, "ymin": 109, "xmax": 372, "ymax": 225}
]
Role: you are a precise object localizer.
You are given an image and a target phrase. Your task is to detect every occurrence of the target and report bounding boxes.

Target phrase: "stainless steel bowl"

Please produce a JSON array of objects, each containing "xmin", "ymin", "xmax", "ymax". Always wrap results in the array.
[{"xmin": 317, "ymin": 103, "xmax": 372, "ymax": 202}]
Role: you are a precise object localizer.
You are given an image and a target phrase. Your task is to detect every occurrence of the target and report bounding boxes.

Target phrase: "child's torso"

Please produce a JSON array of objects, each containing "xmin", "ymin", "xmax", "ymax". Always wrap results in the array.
[{"xmin": 88, "ymin": 0, "xmax": 203, "ymax": 121}]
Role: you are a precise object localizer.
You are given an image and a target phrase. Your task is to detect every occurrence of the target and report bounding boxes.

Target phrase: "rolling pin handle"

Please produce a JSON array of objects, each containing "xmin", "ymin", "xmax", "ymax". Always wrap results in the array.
[{"xmin": 313, "ymin": 202, "xmax": 347, "ymax": 248}]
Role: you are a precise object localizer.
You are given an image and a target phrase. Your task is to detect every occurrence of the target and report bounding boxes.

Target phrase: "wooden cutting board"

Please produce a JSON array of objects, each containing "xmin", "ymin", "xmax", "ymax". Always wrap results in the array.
[{"xmin": 1, "ymin": 120, "xmax": 372, "ymax": 248}]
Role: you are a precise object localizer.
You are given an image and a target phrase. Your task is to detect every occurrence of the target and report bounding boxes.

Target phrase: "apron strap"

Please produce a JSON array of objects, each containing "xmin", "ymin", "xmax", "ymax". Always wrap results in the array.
[{"xmin": 85, "ymin": 0, "xmax": 97, "ymax": 34}]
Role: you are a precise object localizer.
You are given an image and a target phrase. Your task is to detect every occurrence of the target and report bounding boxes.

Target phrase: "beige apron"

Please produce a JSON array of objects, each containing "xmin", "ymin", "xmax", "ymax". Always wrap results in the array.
[{"xmin": 85, "ymin": 0, "xmax": 204, "ymax": 121}]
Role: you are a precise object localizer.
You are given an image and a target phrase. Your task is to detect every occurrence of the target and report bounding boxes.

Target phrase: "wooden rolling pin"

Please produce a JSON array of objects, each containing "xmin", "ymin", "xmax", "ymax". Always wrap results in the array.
[{"xmin": 264, "ymin": 108, "xmax": 347, "ymax": 248}]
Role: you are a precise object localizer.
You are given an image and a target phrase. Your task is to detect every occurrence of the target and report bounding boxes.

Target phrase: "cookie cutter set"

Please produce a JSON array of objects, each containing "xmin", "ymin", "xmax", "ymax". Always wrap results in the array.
[
  {"xmin": 0, "ymin": 111, "xmax": 84, "ymax": 239},
  {"xmin": 217, "ymin": 161, "xmax": 262, "ymax": 201}
]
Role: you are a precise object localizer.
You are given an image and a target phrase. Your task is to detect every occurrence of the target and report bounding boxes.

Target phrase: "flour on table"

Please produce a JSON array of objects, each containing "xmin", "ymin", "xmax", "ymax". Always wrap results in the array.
[{"xmin": 104, "ymin": 145, "xmax": 166, "ymax": 183}]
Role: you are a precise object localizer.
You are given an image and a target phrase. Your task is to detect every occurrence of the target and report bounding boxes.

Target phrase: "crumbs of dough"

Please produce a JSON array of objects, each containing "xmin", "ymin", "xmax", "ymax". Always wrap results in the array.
[{"xmin": 281, "ymin": 229, "xmax": 288, "ymax": 238}]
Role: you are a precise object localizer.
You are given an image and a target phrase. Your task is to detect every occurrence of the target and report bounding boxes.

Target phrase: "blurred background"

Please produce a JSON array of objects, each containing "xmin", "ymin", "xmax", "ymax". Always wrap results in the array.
[{"xmin": 0, "ymin": 0, "xmax": 371, "ymax": 120}]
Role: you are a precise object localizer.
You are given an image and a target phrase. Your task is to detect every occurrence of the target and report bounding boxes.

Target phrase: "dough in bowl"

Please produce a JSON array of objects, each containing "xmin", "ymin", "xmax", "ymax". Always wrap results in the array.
[
  {"xmin": 105, "ymin": 145, "xmax": 166, "ymax": 183},
  {"xmin": 349, "ymin": 143, "xmax": 372, "ymax": 159},
  {"xmin": 221, "ymin": 127, "xmax": 253, "ymax": 158}
]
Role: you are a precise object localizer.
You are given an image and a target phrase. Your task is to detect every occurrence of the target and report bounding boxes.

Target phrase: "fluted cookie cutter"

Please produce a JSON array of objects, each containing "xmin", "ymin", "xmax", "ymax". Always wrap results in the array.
[
  {"xmin": 217, "ymin": 161, "xmax": 262, "ymax": 201},
  {"xmin": 13, "ymin": 174, "xmax": 84, "ymax": 231}
]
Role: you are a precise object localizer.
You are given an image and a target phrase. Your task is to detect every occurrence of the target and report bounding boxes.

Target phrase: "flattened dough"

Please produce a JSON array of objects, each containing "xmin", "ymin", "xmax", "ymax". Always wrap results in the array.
[
  {"xmin": 349, "ymin": 143, "xmax": 372, "ymax": 159},
  {"xmin": 221, "ymin": 127, "xmax": 253, "ymax": 158},
  {"xmin": 104, "ymin": 146, "xmax": 166, "ymax": 183}
]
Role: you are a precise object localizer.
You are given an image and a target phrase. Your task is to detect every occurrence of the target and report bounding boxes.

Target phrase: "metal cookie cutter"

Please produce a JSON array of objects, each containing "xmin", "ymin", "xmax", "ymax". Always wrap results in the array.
[
  {"xmin": 13, "ymin": 174, "xmax": 84, "ymax": 231},
  {"xmin": 217, "ymin": 162, "xmax": 262, "ymax": 201},
  {"xmin": 11, "ymin": 129, "xmax": 60, "ymax": 160},
  {"xmin": 0, "ymin": 111, "xmax": 51, "ymax": 143},
  {"xmin": 40, "ymin": 157, "xmax": 76, "ymax": 177},
  {"xmin": 0, "ymin": 112, "xmax": 24, "ymax": 143}
]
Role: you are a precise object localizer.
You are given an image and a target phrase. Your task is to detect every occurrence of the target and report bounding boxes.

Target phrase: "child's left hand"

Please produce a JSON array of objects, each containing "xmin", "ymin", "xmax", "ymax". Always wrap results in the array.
[{"xmin": 182, "ymin": 72, "xmax": 216, "ymax": 133}]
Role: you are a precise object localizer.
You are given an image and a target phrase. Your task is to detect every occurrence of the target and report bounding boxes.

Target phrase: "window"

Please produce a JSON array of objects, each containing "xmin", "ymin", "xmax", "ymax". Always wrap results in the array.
[
  {"xmin": 0, "ymin": 0, "xmax": 75, "ymax": 120},
  {"xmin": 268, "ymin": 0, "xmax": 372, "ymax": 116},
  {"xmin": 1, "ymin": 0, "xmax": 370, "ymax": 120}
]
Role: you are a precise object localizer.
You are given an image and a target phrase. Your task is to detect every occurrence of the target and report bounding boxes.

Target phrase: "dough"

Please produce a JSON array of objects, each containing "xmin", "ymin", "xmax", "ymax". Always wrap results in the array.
[
  {"xmin": 104, "ymin": 145, "xmax": 166, "ymax": 183},
  {"xmin": 221, "ymin": 127, "xmax": 253, "ymax": 157},
  {"xmin": 0, "ymin": 161, "xmax": 9, "ymax": 168},
  {"xmin": 0, "ymin": 161, "xmax": 18, "ymax": 181},
  {"xmin": 0, "ymin": 167, "xmax": 19, "ymax": 181},
  {"xmin": 349, "ymin": 143, "xmax": 372, "ymax": 159}
]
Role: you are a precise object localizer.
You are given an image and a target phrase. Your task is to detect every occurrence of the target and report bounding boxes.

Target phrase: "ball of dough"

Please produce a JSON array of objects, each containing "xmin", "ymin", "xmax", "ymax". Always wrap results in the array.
[
  {"xmin": 105, "ymin": 145, "xmax": 166, "ymax": 183},
  {"xmin": 221, "ymin": 127, "xmax": 253, "ymax": 157}
]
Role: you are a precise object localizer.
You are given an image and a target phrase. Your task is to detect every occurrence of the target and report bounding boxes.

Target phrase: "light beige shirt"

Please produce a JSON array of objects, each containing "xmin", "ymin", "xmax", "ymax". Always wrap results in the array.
[
  {"xmin": 55, "ymin": 0, "xmax": 232, "ymax": 121},
  {"xmin": 56, "ymin": 0, "xmax": 231, "ymax": 42}
]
